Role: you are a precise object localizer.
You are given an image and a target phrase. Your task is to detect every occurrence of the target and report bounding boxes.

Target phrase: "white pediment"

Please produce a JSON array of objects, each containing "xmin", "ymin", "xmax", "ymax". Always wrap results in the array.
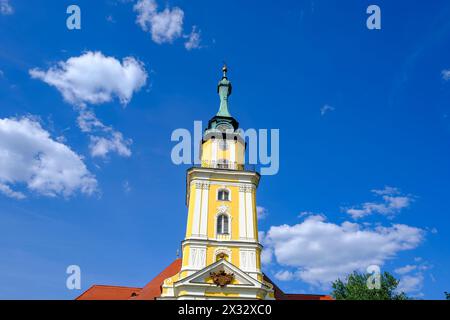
[{"xmin": 174, "ymin": 259, "xmax": 266, "ymax": 289}]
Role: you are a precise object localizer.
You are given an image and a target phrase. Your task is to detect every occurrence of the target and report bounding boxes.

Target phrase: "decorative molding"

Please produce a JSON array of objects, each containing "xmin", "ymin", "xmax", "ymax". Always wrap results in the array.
[
  {"xmin": 238, "ymin": 184, "xmax": 254, "ymax": 193},
  {"xmin": 187, "ymin": 169, "xmax": 260, "ymax": 188},
  {"xmin": 189, "ymin": 246, "xmax": 206, "ymax": 270},
  {"xmin": 240, "ymin": 249, "xmax": 257, "ymax": 272},
  {"xmin": 214, "ymin": 247, "xmax": 232, "ymax": 263},
  {"xmin": 217, "ymin": 205, "xmax": 229, "ymax": 215},
  {"xmin": 191, "ymin": 178, "xmax": 258, "ymax": 191},
  {"xmin": 195, "ymin": 182, "xmax": 210, "ymax": 190},
  {"xmin": 182, "ymin": 238, "xmax": 262, "ymax": 249}
]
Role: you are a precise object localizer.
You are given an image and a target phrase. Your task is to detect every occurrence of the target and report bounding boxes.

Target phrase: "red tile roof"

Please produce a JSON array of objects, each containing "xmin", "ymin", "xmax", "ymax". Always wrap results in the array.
[
  {"xmin": 281, "ymin": 294, "xmax": 334, "ymax": 300},
  {"xmin": 131, "ymin": 258, "xmax": 182, "ymax": 300},
  {"xmin": 75, "ymin": 285, "xmax": 141, "ymax": 300},
  {"xmin": 76, "ymin": 259, "xmax": 332, "ymax": 300}
]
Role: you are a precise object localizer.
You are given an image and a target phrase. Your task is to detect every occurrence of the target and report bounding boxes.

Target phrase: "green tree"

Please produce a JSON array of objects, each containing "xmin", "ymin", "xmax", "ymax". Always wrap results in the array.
[
  {"xmin": 331, "ymin": 271, "xmax": 409, "ymax": 300},
  {"xmin": 445, "ymin": 292, "xmax": 450, "ymax": 300}
]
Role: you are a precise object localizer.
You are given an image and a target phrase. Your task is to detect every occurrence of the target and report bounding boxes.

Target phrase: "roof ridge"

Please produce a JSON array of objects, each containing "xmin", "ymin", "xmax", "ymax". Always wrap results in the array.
[{"xmin": 89, "ymin": 284, "xmax": 142, "ymax": 289}]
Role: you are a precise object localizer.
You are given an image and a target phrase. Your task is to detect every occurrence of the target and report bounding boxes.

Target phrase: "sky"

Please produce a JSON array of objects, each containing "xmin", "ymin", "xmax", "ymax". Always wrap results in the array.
[{"xmin": 0, "ymin": 0, "xmax": 449, "ymax": 299}]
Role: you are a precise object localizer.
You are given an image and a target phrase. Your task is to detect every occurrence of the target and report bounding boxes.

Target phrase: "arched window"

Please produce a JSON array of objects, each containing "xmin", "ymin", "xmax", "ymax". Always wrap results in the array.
[
  {"xmin": 216, "ymin": 214, "xmax": 229, "ymax": 235},
  {"xmin": 218, "ymin": 189, "xmax": 230, "ymax": 201}
]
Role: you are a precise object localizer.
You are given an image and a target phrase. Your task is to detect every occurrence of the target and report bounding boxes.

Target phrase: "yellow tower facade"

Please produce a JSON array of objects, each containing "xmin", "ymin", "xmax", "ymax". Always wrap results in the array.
[{"xmin": 160, "ymin": 67, "xmax": 274, "ymax": 300}]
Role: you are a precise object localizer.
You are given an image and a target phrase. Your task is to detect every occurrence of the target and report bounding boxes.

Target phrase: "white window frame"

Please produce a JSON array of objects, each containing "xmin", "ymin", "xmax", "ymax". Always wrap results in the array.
[
  {"xmin": 217, "ymin": 187, "xmax": 231, "ymax": 201},
  {"xmin": 216, "ymin": 214, "xmax": 230, "ymax": 235}
]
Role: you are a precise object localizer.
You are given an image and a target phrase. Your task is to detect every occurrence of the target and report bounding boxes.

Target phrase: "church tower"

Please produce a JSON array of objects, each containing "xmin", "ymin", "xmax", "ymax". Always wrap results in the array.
[
  {"xmin": 159, "ymin": 66, "xmax": 275, "ymax": 300},
  {"xmin": 75, "ymin": 66, "xmax": 332, "ymax": 301}
]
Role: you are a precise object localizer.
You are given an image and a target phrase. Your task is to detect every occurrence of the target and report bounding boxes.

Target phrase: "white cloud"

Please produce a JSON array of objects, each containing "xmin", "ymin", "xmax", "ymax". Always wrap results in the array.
[
  {"xmin": 0, "ymin": 117, "xmax": 97, "ymax": 199},
  {"xmin": 184, "ymin": 26, "xmax": 202, "ymax": 50},
  {"xmin": 0, "ymin": 183, "xmax": 25, "ymax": 200},
  {"xmin": 298, "ymin": 211, "xmax": 325, "ymax": 219},
  {"xmin": 77, "ymin": 109, "xmax": 107, "ymax": 133},
  {"xmin": 372, "ymin": 186, "xmax": 400, "ymax": 196},
  {"xmin": 89, "ymin": 132, "xmax": 132, "ymax": 158},
  {"xmin": 261, "ymin": 214, "xmax": 424, "ymax": 288},
  {"xmin": 257, "ymin": 206, "xmax": 268, "ymax": 220},
  {"xmin": 259, "ymin": 231, "xmax": 273, "ymax": 264},
  {"xmin": 395, "ymin": 264, "xmax": 417, "ymax": 275},
  {"xmin": 320, "ymin": 104, "xmax": 335, "ymax": 116},
  {"xmin": 77, "ymin": 109, "xmax": 132, "ymax": 158},
  {"xmin": 134, "ymin": 0, "xmax": 184, "ymax": 44},
  {"xmin": 345, "ymin": 186, "xmax": 412, "ymax": 219},
  {"xmin": 29, "ymin": 51, "xmax": 147, "ymax": 106},
  {"xmin": 442, "ymin": 69, "xmax": 450, "ymax": 81},
  {"xmin": 0, "ymin": 0, "xmax": 13, "ymax": 15},
  {"xmin": 261, "ymin": 247, "xmax": 273, "ymax": 265},
  {"xmin": 274, "ymin": 270, "xmax": 295, "ymax": 282},
  {"xmin": 29, "ymin": 49, "xmax": 141, "ymax": 159},
  {"xmin": 395, "ymin": 260, "xmax": 430, "ymax": 279},
  {"xmin": 398, "ymin": 273, "xmax": 424, "ymax": 295},
  {"xmin": 134, "ymin": 0, "xmax": 157, "ymax": 31}
]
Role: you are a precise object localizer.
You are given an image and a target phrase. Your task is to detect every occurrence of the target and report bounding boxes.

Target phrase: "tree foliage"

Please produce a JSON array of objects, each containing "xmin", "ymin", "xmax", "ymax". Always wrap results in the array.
[
  {"xmin": 331, "ymin": 271, "xmax": 409, "ymax": 300},
  {"xmin": 445, "ymin": 292, "xmax": 450, "ymax": 300}
]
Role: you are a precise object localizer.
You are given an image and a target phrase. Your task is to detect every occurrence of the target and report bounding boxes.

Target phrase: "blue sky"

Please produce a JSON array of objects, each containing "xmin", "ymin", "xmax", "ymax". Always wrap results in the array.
[{"xmin": 0, "ymin": 0, "xmax": 449, "ymax": 299}]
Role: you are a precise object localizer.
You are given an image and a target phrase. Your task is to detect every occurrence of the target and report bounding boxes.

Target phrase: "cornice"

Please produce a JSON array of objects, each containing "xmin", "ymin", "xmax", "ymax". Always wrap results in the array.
[{"xmin": 182, "ymin": 238, "xmax": 263, "ymax": 250}]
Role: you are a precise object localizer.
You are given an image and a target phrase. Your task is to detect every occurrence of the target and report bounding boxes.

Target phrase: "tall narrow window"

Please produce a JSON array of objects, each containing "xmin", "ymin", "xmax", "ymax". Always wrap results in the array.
[
  {"xmin": 219, "ymin": 139, "xmax": 228, "ymax": 150},
  {"xmin": 217, "ymin": 214, "xmax": 229, "ymax": 235},
  {"xmin": 218, "ymin": 189, "xmax": 230, "ymax": 201}
]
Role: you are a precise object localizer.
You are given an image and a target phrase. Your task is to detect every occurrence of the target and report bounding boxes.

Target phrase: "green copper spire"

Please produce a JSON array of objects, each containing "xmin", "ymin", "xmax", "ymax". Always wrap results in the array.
[
  {"xmin": 217, "ymin": 65, "xmax": 232, "ymax": 117},
  {"xmin": 205, "ymin": 65, "xmax": 239, "ymax": 133}
]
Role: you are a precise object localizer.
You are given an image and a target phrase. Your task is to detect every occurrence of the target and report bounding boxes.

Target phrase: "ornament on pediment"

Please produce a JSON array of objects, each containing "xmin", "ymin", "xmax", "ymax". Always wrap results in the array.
[{"xmin": 210, "ymin": 270, "xmax": 235, "ymax": 287}]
